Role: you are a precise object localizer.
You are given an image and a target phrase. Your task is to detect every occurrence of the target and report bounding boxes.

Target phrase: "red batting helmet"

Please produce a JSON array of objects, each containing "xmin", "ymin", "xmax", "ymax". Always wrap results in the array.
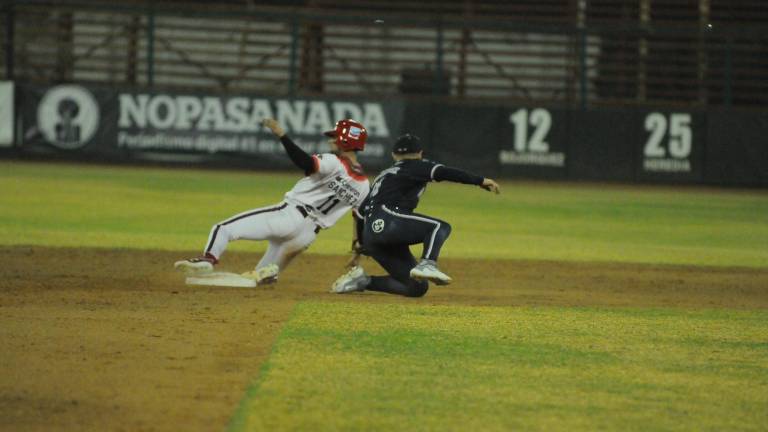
[{"xmin": 323, "ymin": 119, "xmax": 368, "ymax": 151}]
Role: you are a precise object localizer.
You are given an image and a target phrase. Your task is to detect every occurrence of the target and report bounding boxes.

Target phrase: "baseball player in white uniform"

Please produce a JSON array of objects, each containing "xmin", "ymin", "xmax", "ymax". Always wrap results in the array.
[{"xmin": 174, "ymin": 118, "xmax": 371, "ymax": 284}]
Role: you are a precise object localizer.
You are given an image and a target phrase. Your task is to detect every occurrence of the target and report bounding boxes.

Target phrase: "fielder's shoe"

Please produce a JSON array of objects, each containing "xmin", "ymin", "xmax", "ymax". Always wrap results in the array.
[
  {"xmin": 241, "ymin": 263, "xmax": 279, "ymax": 285},
  {"xmin": 410, "ymin": 259, "xmax": 452, "ymax": 285},
  {"xmin": 331, "ymin": 265, "xmax": 369, "ymax": 294},
  {"xmin": 174, "ymin": 254, "xmax": 217, "ymax": 274}
]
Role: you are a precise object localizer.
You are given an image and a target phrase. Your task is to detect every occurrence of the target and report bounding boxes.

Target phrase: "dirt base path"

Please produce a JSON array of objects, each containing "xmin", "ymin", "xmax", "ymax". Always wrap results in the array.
[{"xmin": 1, "ymin": 246, "xmax": 766, "ymax": 431}]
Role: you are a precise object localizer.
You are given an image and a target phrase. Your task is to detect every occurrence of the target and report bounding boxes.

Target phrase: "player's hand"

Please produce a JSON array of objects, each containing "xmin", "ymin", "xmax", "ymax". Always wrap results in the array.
[
  {"xmin": 481, "ymin": 178, "xmax": 501, "ymax": 194},
  {"xmin": 262, "ymin": 118, "xmax": 286, "ymax": 137},
  {"xmin": 351, "ymin": 239, "xmax": 362, "ymax": 253},
  {"xmin": 346, "ymin": 239, "xmax": 363, "ymax": 268},
  {"xmin": 346, "ymin": 252, "xmax": 361, "ymax": 268}
]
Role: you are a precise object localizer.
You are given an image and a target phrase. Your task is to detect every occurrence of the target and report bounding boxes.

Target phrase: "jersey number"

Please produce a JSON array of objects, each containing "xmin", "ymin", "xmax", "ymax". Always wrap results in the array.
[{"xmin": 317, "ymin": 196, "xmax": 340, "ymax": 215}]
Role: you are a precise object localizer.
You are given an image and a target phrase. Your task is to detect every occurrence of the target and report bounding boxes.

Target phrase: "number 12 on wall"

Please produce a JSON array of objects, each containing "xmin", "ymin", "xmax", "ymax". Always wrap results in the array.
[{"xmin": 510, "ymin": 108, "xmax": 552, "ymax": 153}]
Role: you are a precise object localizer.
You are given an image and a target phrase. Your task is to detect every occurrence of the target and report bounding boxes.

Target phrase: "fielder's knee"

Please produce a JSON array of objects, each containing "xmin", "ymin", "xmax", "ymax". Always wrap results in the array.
[
  {"xmin": 437, "ymin": 222, "xmax": 452, "ymax": 241},
  {"xmin": 404, "ymin": 280, "xmax": 429, "ymax": 298}
]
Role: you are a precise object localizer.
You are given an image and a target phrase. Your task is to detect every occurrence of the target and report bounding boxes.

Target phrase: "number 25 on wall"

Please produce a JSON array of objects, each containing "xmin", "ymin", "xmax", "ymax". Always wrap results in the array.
[
  {"xmin": 510, "ymin": 108, "xmax": 552, "ymax": 153},
  {"xmin": 644, "ymin": 113, "xmax": 692, "ymax": 158}
]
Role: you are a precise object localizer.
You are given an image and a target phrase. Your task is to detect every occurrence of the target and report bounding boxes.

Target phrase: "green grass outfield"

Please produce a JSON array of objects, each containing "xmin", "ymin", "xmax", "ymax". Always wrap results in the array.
[
  {"xmin": 2, "ymin": 160, "xmax": 768, "ymax": 430},
  {"xmin": 230, "ymin": 302, "xmax": 768, "ymax": 432},
  {"xmin": 1, "ymin": 160, "xmax": 767, "ymax": 267}
]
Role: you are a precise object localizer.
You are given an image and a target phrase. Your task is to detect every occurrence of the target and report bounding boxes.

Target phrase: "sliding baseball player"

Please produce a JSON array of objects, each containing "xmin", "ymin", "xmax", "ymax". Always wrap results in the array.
[{"xmin": 174, "ymin": 118, "xmax": 370, "ymax": 284}]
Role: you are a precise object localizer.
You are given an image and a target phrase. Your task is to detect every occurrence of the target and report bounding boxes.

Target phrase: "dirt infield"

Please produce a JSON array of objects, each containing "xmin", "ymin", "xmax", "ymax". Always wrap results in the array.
[{"xmin": 1, "ymin": 246, "xmax": 766, "ymax": 432}]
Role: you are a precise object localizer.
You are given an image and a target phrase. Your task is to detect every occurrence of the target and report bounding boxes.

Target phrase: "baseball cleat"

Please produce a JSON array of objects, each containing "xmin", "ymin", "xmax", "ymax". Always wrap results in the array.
[
  {"xmin": 410, "ymin": 259, "xmax": 452, "ymax": 285},
  {"xmin": 331, "ymin": 265, "xmax": 368, "ymax": 294},
  {"xmin": 174, "ymin": 256, "xmax": 215, "ymax": 274},
  {"xmin": 241, "ymin": 263, "xmax": 279, "ymax": 285}
]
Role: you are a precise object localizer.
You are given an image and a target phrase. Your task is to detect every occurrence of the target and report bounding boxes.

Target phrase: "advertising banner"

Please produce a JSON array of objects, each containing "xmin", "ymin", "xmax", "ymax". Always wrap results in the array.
[
  {"xmin": 19, "ymin": 84, "xmax": 404, "ymax": 169},
  {"xmin": 0, "ymin": 82, "xmax": 13, "ymax": 147},
  {"xmin": 12, "ymin": 83, "xmax": 767, "ymax": 187},
  {"xmin": 115, "ymin": 91, "xmax": 403, "ymax": 169}
]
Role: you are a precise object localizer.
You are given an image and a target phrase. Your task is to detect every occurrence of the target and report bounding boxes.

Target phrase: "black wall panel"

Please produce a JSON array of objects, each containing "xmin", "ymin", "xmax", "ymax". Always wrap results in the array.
[
  {"xmin": 705, "ymin": 109, "xmax": 768, "ymax": 186},
  {"xmin": 428, "ymin": 104, "xmax": 503, "ymax": 176},
  {"xmin": 568, "ymin": 109, "xmax": 635, "ymax": 181}
]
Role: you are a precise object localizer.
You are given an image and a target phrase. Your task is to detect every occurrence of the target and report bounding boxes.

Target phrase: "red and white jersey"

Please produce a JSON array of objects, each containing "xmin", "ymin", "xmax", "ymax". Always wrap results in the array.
[{"xmin": 284, "ymin": 153, "xmax": 370, "ymax": 229}]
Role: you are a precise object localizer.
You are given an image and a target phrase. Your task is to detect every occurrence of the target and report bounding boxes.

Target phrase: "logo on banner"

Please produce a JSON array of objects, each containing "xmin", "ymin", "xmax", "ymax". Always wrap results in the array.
[
  {"xmin": 499, "ymin": 108, "xmax": 565, "ymax": 167},
  {"xmin": 38, "ymin": 85, "xmax": 100, "ymax": 149}
]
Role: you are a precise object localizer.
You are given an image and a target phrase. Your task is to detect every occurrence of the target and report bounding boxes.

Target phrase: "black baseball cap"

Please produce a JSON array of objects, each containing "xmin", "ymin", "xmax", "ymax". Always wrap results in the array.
[{"xmin": 392, "ymin": 134, "xmax": 422, "ymax": 154}]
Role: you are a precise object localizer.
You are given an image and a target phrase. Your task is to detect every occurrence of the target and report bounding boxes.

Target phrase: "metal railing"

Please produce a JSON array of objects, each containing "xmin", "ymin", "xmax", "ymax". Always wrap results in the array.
[{"xmin": 2, "ymin": 0, "xmax": 766, "ymax": 108}]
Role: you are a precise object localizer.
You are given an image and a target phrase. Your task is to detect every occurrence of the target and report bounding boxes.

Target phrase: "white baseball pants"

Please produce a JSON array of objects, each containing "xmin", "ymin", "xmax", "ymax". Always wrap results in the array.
[{"xmin": 203, "ymin": 202, "xmax": 319, "ymax": 272}]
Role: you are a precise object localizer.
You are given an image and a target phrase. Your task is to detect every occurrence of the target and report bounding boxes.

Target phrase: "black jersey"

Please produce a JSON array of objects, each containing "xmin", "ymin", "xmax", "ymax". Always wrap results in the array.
[{"xmin": 362, "ymin": 159, "xmax": 444, "ymax": 214}]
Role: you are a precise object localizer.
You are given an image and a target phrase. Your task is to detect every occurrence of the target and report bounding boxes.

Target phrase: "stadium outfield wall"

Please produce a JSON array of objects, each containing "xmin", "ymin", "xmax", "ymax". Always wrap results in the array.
[{"xmin": 7, "ymin": 83, "xmax": 768, "ymax": 187}]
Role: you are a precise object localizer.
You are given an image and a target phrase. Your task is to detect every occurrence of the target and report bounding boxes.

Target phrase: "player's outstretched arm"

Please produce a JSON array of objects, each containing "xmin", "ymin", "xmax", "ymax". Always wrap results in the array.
[
  {"xmin": 262, "ymin": 118, "xmax": 316, "ymax": 175},
  {"xmin": 433, "ymin": 166, "xmax": 500, "ymax": 194}
]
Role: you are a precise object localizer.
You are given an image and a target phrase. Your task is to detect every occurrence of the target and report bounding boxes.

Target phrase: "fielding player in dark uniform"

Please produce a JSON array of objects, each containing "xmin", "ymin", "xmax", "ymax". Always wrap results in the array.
[{"xmin": 331, "ymin": 134, "xmax": 500, "ymax": 297}]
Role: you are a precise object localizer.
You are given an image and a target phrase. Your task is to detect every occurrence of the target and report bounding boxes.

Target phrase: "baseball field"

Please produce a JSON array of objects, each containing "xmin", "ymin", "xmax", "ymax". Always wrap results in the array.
[{"xmin": 1, "ymin": 160, "xmax": 767, "ymax": 431}]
